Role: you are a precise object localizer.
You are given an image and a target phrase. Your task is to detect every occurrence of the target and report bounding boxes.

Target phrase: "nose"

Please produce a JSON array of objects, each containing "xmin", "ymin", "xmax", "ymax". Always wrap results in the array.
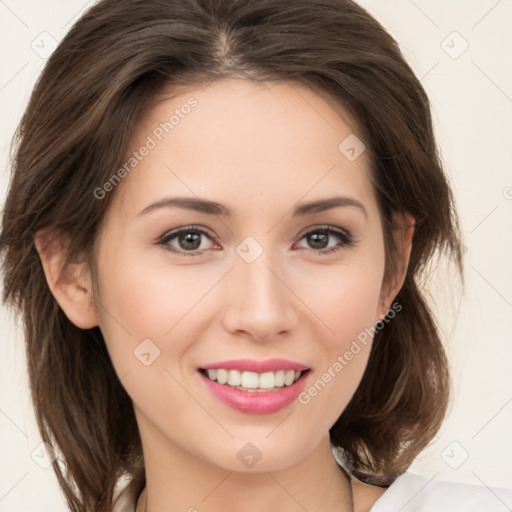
[{"xmin": 221, "ymin": 249, "xmax": 298, "ymax": 343}]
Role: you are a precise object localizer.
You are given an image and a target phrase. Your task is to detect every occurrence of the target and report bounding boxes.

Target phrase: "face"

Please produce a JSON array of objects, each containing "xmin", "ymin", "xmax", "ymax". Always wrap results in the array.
[{"xmin": 89, "ymin": 78, "xmax": 393, "ymax": 473}]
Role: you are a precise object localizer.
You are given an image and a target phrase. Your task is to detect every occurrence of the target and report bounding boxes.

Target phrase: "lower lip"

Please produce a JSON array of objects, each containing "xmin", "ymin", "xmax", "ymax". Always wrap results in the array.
[{"xmin": 199, "ymin": 371, "xmax": 309, "ymax": 414}]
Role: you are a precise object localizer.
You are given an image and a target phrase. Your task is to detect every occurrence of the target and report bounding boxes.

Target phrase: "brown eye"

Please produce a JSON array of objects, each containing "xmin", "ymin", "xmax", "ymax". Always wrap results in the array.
[
  {"xmin": 295, "ymin": 227, "xmax": 354, "ymax": 255},
  {"xmin": 307, "ymin": 231, "xmax": 330, "ymax": 250},
  {"xmin": 158, "ymin": 226, "xmax": 215, "ymax": 255},
  {"xmin": 177, "ymin": 231, "xmax": 203, "ymax": 251}
]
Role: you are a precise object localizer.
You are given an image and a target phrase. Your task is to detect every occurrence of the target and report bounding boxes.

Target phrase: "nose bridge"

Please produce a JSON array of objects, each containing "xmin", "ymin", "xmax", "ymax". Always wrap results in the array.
[{"xmin": 222, "ymin": 238, "xmax": 297, "ymax": 340}]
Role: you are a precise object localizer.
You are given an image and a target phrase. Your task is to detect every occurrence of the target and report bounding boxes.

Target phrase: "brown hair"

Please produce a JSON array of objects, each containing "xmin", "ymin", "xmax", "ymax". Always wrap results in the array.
[{"xmin": 1, "ymin": 0, "xmax": 463, "ymax": 510}]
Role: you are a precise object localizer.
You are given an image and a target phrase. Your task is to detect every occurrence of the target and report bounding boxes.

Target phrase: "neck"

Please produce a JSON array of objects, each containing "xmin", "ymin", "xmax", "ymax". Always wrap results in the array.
[{"xmin": 135, "ymin": 433, "xmax": 353, "ymax": 512}]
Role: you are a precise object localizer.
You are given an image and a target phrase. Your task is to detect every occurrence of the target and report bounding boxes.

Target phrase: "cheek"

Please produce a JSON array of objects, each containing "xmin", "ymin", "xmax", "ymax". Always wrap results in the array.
[
  {"xmin": 304, "ymin": 255, "xmax": 385, "ymax": 347},
  {"xmin": 295, "ymin": 306, "xmax": 378, "ymax": 435},
  {"xmin": 93, "ymin": 246, "xmax": 223, "ymax": 373},
  {"xmin": 292, "ymin": 254, "xmax": 385, "ymax": 421},
  {"xmin": 92, "ymin": 257, "xmax": 210, "ymax": 428}
]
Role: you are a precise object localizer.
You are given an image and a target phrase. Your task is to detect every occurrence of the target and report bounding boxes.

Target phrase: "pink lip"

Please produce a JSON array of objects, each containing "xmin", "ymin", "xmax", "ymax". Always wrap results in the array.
[
  {"xmin": 199, "ymin": 370, "xmax": 309, "ymax": 414},
  {"xmin": 199, "ymin": 358, "xmax": 310, "ymax": 373}
]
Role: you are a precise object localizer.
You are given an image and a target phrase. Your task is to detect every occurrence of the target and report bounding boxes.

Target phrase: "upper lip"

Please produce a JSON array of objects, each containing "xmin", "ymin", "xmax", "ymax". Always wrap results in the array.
[{"xmin": 199, "ymin": 358, "xmax": 310, "ymax": 373}]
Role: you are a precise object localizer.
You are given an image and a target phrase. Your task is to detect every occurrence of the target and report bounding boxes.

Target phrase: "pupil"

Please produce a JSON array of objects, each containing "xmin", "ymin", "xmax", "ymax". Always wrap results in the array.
[
  {"xmin": 180, "ymin": 231, "xmax": 201, "ymax": 250},
  {"xmin": 309, "ymin": 232, "xmax": 327, "ymax": 249}
]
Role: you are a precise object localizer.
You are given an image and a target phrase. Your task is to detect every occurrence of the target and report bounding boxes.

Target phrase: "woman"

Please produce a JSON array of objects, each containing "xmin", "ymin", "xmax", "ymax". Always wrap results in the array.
[{"xmin": 1, "ymin": 1, "xmax": 510, "ymax": 511}]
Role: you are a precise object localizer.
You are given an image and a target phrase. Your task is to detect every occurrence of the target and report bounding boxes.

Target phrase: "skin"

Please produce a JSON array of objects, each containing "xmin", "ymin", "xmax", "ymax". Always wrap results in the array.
[{"xmin": 36, "ymin": 78, "xmax": 414, "ymax": 512}]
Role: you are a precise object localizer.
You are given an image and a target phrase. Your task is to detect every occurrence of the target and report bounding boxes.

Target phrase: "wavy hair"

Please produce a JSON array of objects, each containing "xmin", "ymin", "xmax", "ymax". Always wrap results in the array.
[{"xmin": 1, "ymin": 0, "xmax": 463, "ymax": 510}]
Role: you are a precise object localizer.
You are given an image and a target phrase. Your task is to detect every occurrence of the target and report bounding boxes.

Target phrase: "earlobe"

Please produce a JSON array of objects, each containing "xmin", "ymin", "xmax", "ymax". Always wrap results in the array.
[
  {"xmin": 34, "ymin": 227, "xmax": 99, "ymax": 329},
  {"xmin": 377, "ymin": 212, "xmax": 415, "ymax": 320}
]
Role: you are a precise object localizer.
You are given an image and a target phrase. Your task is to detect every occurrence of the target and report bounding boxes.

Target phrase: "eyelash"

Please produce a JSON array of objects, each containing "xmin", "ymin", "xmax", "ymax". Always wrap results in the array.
[{"xmin": 157, "ymin": 224, "xmax": 355, "ymax": 257}]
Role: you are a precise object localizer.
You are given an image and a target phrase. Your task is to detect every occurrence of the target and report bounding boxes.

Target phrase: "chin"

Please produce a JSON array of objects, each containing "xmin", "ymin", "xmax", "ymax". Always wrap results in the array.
[{"xmin": 203, "ymin": 436, "xmax": 317, "ymax": 474}]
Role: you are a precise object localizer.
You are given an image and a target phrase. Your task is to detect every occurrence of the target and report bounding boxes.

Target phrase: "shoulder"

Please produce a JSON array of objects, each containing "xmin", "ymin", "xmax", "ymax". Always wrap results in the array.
[{"xmin": 368, "ymin": 472, "xmax": 512, "ymax": 512}]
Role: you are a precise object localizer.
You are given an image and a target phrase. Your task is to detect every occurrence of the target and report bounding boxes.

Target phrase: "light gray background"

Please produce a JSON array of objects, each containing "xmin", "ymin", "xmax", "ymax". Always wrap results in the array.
[{"xmin": 1, "ymin": 1, "xmax": 511, "ymax": 510}]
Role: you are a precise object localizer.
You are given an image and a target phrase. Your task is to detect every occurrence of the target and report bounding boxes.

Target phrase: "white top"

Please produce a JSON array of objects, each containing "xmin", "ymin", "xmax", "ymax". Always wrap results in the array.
[
  {"xmin": 368, "ymin": 472, "xmax": 512, "ymax": 511},
  {"xmin": 112, "ymin": 471, "xmax": 512, "ymax": 512}
]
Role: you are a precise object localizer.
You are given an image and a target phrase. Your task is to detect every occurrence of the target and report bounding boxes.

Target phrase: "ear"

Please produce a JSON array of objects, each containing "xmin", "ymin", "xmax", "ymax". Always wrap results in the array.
[
  {"xmin": 376, "ymin": 212, "xmax": 415, "ymax": 321},
  {"xmin": 34, "ymin": 227, "xmax": 99, "ymax": 329}
]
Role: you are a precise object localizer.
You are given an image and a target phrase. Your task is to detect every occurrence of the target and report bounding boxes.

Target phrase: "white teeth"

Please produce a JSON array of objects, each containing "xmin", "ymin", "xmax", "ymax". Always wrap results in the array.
[
  {"xmin": 284, "ymin": 369, "xmax": 295, "ymax": 386},
  {"xmin": 241, "ymin": 371, "xmax": 259, "ymax": 388},
  {"xmin": 274, "ymin": 370, "xmax": 285, "ymax": 387},
  {"xmin": 216, "ymin": 369, "xmax": 228, "ymax": 385},
  {"xmin": 227, "ymin": 369, "xmax": 241, "ymax": 386},
  {"xmin": 203, "ymin": 368, "xmax": 304, "ymax": 390},
  {"xmin": 259, "ymin": 371, "xmax": 275, "ymax": 389}
]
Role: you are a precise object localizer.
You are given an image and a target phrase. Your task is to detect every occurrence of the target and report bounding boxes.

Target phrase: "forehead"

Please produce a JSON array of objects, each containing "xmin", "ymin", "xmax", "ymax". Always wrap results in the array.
[{"xmin": 112, "ymin": 78, "xmax": 377, "ymax": 221}]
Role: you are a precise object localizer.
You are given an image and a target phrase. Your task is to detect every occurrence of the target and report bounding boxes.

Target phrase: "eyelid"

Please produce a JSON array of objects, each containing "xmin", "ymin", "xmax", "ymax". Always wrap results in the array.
[
  {"xmin": 157, "ymin": 224, "xmax": 217, "ymax": 249},
  {"xmin": 159, "ymin": 224, "xmax": 214, "ymax": 240},
  {"xmin": 296, "ymin": 223, "xmax": 353, "ymax": 241}
]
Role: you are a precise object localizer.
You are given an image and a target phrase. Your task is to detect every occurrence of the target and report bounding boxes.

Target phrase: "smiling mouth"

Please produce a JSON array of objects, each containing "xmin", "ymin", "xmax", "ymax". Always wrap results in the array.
[{"xmin": 198, "ymin": 368, "xmax": 311, "ymax": 392}]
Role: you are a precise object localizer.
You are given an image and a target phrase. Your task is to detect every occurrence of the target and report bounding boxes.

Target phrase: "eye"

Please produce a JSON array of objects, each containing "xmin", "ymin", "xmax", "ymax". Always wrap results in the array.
[
  {"xmin": 157, "ymin": 225, "xmax": 217, "ymax": 255},
  {"xmin": 157, "ymin": 225, "xmax": 354, "ymax": 257},
  {"xmin": 294, "ymin": 226, "xmax": 354, "ymax": 255}
]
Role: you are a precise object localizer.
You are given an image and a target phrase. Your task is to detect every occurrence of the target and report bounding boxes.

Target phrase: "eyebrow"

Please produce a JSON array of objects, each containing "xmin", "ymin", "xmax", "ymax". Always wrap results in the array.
[{"xmin": 138, "ymin": 195, "xmax": 367, "ymax": 219}]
